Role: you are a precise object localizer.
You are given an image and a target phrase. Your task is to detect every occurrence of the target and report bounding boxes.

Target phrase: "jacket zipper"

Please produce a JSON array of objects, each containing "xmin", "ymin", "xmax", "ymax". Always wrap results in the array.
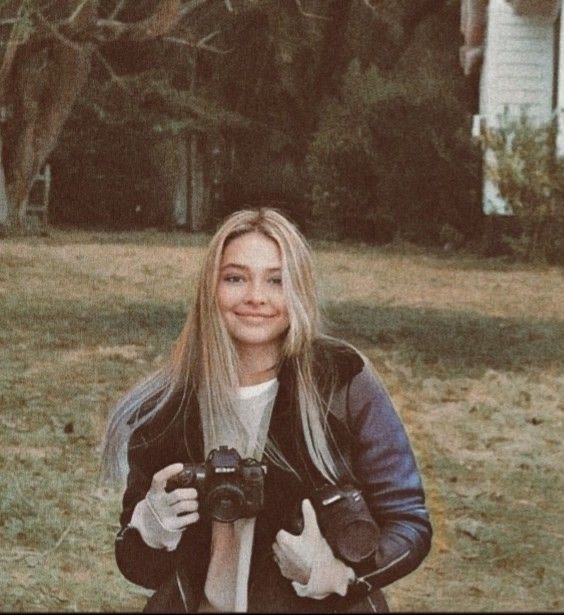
[
  {"xmin": 176, "ymin": 570, "xmax": 189, "ymax": 613},
  {"xmin": 359, "ymin": 548, "xmax": 411, "ymax": 583}
]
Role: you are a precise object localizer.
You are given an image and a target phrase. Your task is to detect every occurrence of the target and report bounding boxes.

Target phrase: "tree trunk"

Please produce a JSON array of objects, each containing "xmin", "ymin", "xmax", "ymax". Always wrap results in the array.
[
  {"xmin": 0, "ymin": 135, "xmax": 8, "ymax": 228},
  {"xmin": 3, "ymin": 41, "xmax": 93, "ymax": 232},
  {"xmin": 0, "ymin": 0, "xmax": 185, "ymax": 235},
  {"xmin": 150, "ymin": 135, "xmax": 188, "ymax": 228},
  {"xmin": 189, "ymin": 133, "xmax": 207, "ymax": 231},
  {"xmin": 173, "ymin": 137, "xmax": 188, "ymax": 227}
]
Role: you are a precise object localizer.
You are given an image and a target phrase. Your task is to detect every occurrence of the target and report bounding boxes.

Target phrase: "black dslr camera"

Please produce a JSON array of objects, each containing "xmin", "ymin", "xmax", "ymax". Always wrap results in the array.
[
  {"xmin": 165, "ymin": 446, "xmax": 267, "ymax": 523},
  {"xmin": 289, "ymin": 484, "xmax": 379, "ymax": 565}
]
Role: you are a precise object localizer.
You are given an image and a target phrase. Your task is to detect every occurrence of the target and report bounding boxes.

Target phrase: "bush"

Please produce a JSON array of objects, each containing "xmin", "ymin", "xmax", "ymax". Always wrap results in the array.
[
  {"xmin": 306, "ymin": 56, "xmax": 481, "ymax": 244},
  {"xmin": 481, "ymin": 115, "xmax": 564, "ymax": 264}
]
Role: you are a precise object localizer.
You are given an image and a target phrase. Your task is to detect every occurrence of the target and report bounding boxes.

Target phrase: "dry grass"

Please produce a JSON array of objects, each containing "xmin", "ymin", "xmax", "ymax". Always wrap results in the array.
[{"xmin": 0, "ymin": 229, "xmax": 562, "ymax": 612}]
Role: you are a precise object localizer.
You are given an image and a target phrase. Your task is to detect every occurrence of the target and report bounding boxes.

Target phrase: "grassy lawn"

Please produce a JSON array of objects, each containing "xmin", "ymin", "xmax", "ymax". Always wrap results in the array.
[{"xmin": 1, "ymin": 230, "xmax": 562, "ymax": 612}]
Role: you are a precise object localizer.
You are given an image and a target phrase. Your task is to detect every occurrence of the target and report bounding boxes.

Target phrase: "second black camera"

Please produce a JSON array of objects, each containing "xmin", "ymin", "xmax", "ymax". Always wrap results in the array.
[{"xmin": 289, "ymin": 484, "xmax": 379, "ymax": 565}]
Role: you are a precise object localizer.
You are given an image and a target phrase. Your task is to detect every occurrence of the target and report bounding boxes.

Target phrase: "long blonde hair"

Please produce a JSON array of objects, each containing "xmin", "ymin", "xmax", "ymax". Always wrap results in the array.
[{"xmin": 101, "ymin": 208, "xmax": 341, "ymax": 486}]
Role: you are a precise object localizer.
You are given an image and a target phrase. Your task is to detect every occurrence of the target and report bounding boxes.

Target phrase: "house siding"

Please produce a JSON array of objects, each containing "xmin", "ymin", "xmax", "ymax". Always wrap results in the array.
[
  {"xmin": 480, "ymin": 0, "xmax": 556, "ymax": 214},
  {"xmin": 481, "ymin": 0, "xmax": 554, "ymax": 126},
  {"xmin": 558, "ymin": 3, "xmax": 564, "ymax": 156}
]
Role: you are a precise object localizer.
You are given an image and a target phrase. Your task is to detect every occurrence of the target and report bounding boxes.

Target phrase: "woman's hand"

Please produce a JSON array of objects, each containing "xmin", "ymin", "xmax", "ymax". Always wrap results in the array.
[
  {"xmin": 146, "ymin": 463, "xmax": 200, "ymax": 530},
  {"xmin": 130, "ymin": 462, "xmax": 199, "ymax": 550},
  {"xmin": 272, "ymin": 498, "xmax": 356, "ymax": 599},
  {"xmin": 272, "ymin": 499, "xmax": 321, "ymax": 584}
]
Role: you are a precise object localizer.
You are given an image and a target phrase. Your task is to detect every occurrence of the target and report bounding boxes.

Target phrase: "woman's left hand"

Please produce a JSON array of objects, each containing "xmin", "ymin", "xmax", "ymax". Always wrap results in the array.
[{"xmin": 272, "ymin": 499, "xmax": 322, "ymax": 584}]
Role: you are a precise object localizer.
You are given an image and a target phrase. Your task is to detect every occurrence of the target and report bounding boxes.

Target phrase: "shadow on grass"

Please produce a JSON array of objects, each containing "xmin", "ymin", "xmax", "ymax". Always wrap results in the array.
[
  {"xmin": 323, "ymin": 301, "xmax": 564, "ymax": 377},
  {"xmin": 1, "ymin": 299, "xmax": 187, "ymax": 352},
  {"xmin": 3, "ymin": 296, "xmax": 563, "ymax": 377},
  {"xmin": 7, "ymin": 229, "xmax": 212, "ymax": 249},
  {"xmin": 310, "ymin": 237, "xmax": 563, "ymax": 273},
  {"xmin": 422, "ymin": 253, "xmax": 558, "ymax": 274}
]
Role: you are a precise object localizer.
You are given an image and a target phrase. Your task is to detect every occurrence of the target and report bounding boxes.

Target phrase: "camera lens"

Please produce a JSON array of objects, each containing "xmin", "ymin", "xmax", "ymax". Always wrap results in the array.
[
  {"xmin": 335, "ymin": 520, "xmax": 378, "ymax": 563},
  {"xmin": 206, "ymin": 483, "xmax": 246, "ymax": 523}
]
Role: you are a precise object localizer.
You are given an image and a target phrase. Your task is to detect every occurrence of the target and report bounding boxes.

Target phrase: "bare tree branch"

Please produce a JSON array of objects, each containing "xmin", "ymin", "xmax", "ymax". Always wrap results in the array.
[
  {"xmin": 294, "ymin": 0, "xmax": 330, "ymax": 21},
  {"xmin": 164, "ymin": 30, "xmax": 232, "ymax": 54},
  {"xmin": 92, "ymin": 17, "xmax": 125, "ymax": 39},
  {"xmin": 125, "ymin": 0, "xmax": 183, "ymax": 40},
  {"xmin": 180, "ymin": 0, "xmax": 209, "ymax": 18},
  {"xmin": 164, "ymin": 35, "xmax": 197, "ymax": 47},
  {"xmin": 0, "ymin": 0, "xmax": 28, "ymax": 100},
  {"xmin": 93, "ymin": 0, "xmax": 186, "ymax": 43},
  {"xmin": 362, "ymin": 0, "xmax": 376, "ymax": 10},
  {"xmin": 35, "ymin": 10, "xmax": 83, "ymax": 51},
  {"xmin": 109, "ymin": 0, "xmax": 126, "ymax": 20},
  {"xmin": 198, "ymin": 29, "xmax": 220, "ymax": 45},
  {"xmin": 68, "ymin": 0, "xmax": 93, "ymax": 23},
  {"xmin": 93, "ymin": 47, "xmax": 130, "ymax": 92},
  {"xmin": 198, "ymin": 41, "xmax": 232, "ymax": 54}
]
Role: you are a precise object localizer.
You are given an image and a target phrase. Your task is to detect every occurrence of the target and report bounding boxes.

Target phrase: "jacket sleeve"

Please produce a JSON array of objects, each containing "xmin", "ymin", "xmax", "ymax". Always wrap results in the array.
[
  {"xmin": 345, "ymin": 363, "xmax": 432, "ymax": 589},
  {"xmin": 114, "ymin": 443, "xmax": 177, "ymax": 590}
]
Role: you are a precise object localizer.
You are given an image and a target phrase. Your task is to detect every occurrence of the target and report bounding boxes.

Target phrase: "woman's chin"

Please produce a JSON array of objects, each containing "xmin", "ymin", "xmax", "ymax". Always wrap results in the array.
[{"xmin": 234, "ymin": 334, "xmax": 278, "ymax": 348}]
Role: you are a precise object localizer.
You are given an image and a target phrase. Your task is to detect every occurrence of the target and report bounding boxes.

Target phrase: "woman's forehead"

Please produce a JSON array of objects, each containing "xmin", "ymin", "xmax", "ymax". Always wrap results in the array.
[{"xmin": 221, "ymin": 232, "xmax": 282, "ymax": 269}]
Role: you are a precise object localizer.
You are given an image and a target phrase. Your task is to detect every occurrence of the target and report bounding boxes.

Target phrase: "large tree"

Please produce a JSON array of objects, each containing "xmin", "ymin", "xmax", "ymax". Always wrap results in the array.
[
  {"xmin": 1, "ymin": 0, "xmax": 478, "ymax": 240},
  {"xmin": 0, "ymin": 0, "xmax": 346, "ymax": 232},
  {"xmin": 0, "ymin": 0, "xmax": 247, "ymax": 233},
  {"xmin": 47, "ymin": 0, "xmax": 340, "ymax": 229}
]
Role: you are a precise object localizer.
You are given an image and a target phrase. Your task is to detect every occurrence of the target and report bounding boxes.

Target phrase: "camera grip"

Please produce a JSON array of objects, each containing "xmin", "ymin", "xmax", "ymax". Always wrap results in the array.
[{"xmin": 164, "ymin": 467, "xmax": 196, "ymax": 493}]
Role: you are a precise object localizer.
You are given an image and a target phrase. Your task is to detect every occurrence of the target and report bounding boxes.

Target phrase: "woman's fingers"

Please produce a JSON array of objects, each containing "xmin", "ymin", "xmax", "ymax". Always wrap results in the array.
[
  {"xmin": 165, "ymin": 487, "xmax": 198, "ymax": 505},
  {"xmin": 171, "ymin": 498, "xmax": 198, "ymax": 515},
  {"xmin": 172, "ymin": 511, "xmax": 200, "ymax": 530},
  {"xmin": 272, "ymin": 541, "xmax": 308, "ymax": 582},
  {"xmin": 300, "ymin": 499, "xmax": 320, "ymax": 539},
  {"xmin": 151, "ymin": 463, "xmax": 185, "ymax": 491},
  {"xmin": 272, "ymin": 542, "xmax": 290, "ymax": 578},
  {"xmin": 272, "ymin": 542, "xmax": 282, "ymax": 560},
  {"xmin": 275, "ymin": 528, "xmax": 294, "ymax": 546}
]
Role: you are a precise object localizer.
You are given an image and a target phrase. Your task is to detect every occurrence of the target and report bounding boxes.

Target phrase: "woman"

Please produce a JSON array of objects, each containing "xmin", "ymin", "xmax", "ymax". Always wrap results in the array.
[{"xmin": 101, "ymin": 208, "xmax": 432, "ymax": 613}]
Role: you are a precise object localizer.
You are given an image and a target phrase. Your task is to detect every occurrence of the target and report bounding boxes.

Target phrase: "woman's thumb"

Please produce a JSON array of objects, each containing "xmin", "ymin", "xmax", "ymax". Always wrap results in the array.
[{"xmin": 301, "ymin": 498, "xmax": 320, "ymax": 537}]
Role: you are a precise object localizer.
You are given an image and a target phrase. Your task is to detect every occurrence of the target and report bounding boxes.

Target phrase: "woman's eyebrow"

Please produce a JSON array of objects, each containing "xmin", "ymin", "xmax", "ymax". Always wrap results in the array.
[
  {"xmin": 220, "ymin": 263, "xmax": 281, "ymax": 272},
  {"xmin": 221, "ymin": 263, "xmax": 247, "ymax": 270}
]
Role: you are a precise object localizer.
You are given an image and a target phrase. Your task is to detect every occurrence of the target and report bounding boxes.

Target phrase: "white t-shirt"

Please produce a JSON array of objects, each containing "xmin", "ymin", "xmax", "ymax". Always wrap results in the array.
[
  {"xmin": 131, "ymin": 376, "xmax": 353, "ymax": 609},
  {"xmin": 199, "ymin": 378, "xmax": 279, "ymax": 613}
]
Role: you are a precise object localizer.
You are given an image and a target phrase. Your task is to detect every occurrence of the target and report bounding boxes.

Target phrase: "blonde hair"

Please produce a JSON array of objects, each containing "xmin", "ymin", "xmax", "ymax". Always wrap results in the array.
[{"xmin": 101, "ymin": 208, "xmax": 341, "ymax": 486}]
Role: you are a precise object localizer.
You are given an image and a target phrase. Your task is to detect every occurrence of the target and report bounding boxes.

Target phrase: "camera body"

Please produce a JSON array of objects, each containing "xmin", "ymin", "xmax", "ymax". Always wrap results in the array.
[
  {"xmin": 165, "ymin": 446, "xmax": 267, "ymax": 523},
  {"xmin": 289, "ymin": 484, "xmax": 379, "ymax": 565}
]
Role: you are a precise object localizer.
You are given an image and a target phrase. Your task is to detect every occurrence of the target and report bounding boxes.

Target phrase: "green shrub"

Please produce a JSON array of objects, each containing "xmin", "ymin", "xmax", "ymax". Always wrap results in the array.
[
  {"xmin": 481, "ymin": 115, "xmax": 564, "ymax": 264},
  {"xmin": 306, "ymin": 56, "xmax": 481, "ymax": 244}
]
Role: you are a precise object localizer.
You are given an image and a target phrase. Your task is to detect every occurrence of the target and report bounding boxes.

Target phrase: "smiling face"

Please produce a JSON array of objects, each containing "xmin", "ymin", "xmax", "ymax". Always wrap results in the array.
[{"xmin": 216, "ymin": 231, "xmax": 290, "ymax": 356}]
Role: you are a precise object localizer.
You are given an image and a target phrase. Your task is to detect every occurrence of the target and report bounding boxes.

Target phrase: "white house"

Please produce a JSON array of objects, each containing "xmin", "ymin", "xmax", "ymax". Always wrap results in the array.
[{"xmin": 460, "ymin": 0, "xmax": 562, "ymax": 215}]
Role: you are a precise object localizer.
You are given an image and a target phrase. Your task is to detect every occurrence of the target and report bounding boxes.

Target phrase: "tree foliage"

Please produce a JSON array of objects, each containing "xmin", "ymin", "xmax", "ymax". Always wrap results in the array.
[
  {"xmin": 2, "ymin": 0, "xmax": 483, "ymax": 244},
  {"xmin": 0, "ymin": 0, "xmax": 265, "ymax": 232},
  {"xmin": 481, "ymin": 115, "xmax": 564, "ymax": 263},
  {"xmin": 306, "ymin": 2, "xmax": 481, "ymax": 242}
]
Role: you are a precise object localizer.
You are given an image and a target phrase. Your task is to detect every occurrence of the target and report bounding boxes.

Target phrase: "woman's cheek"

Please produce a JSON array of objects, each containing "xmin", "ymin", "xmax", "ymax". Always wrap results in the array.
[{"xmin": 218, "ymin": 282, "xmax": 241, "ymax": 306}]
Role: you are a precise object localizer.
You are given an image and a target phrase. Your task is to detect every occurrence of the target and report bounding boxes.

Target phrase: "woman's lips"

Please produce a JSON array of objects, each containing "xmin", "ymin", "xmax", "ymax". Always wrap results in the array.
[{"xmin": 234, "ymin": 312, "xmax": 275, "ymax": 319}]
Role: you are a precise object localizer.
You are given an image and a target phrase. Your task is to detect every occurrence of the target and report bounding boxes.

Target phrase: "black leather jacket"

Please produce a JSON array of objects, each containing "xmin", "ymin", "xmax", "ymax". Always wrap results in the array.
[{"xmin": 115, "ymin": 341, "xmax": 432, "ymax": 613}]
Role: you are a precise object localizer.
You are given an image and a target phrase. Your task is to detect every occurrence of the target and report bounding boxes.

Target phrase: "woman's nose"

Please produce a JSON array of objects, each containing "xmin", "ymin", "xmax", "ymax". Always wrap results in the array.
[{"xmin": 244, "ymin": 281, "xmax": 266, "ymax": 304}]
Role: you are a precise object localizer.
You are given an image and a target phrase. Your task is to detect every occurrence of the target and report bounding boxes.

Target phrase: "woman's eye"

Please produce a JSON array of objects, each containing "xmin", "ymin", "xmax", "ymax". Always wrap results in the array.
[
  {"xmin": 269, "ymin": 277, "xmax": 282, "ymax": 285},
  {"xmin": 224, "ymin": 275, "xmax": 244, "ymax": 283}
]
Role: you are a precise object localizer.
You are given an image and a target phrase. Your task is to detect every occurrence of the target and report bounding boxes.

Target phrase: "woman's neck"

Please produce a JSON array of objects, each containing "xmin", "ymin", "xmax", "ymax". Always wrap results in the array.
[{"xmin": 236, "ymin": 344, "xmax": 280, "ymax": 386}]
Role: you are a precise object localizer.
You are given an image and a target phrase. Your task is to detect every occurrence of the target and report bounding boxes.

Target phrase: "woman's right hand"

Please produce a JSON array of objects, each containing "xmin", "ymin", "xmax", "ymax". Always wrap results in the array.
[
  {"xmin": 146, "ymin": 463, "xmax": 200, "ymax": 530},
  {"xmin": 130, "ymin": 462, "xmax": 199, "ymax": 550}
]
